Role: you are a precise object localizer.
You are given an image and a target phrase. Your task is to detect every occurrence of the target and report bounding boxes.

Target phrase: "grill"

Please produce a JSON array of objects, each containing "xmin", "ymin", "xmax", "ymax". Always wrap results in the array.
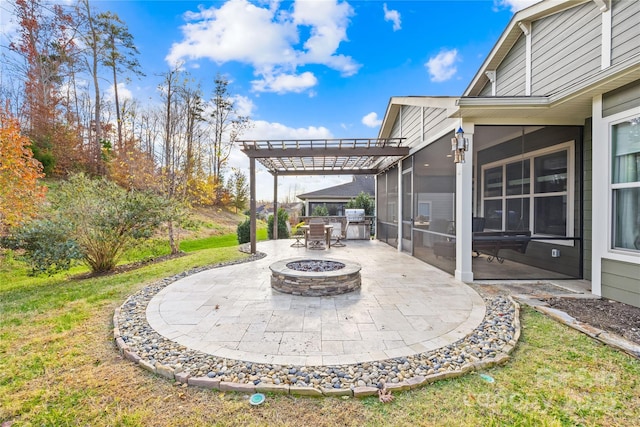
[{"xmin": 345, "ymin": 209, "xmax": 365, "ymax": 223}]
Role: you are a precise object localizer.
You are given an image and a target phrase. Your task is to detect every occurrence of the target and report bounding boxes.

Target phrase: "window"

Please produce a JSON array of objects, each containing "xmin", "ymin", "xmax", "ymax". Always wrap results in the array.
[
  {"xmin": 611, "ymin": 115, "xmax": 640, "ymax": 252},
  {"xmin": 481, "ymin": 143, "xmax": 573, "ymax": 237}
]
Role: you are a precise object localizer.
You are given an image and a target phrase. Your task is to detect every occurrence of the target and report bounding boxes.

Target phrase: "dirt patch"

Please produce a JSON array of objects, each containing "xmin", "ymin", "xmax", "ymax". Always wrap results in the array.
[{"xmin": 546, "ymin": 297, "xmax": 640, "ymax": 346}]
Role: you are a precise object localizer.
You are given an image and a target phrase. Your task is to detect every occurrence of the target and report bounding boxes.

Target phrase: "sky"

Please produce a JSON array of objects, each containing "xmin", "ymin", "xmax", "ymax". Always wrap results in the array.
[{"xmin": 0, "ymin": 0, "xmax": 541, "ymax": 201}]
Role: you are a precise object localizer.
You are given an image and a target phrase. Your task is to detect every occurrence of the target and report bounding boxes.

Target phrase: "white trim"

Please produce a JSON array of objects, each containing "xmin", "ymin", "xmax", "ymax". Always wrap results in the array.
[
  {"xmin": 601, "ymin": 0, "xmax": 612, "ymax": 69},
  {"xmin": 519, "ymin": 21, "xmax": 532, "ymax": 96},
  {"xmin": 485, "ymin": 70, "xmax": 497, "ymax": 96},
  {"xmin": 606, "ymin": 107, "xmax": 640, "ymax": 259},
  {"xmin": 456, "ymin": 123, "xmax": 474, "ymax": 283}
]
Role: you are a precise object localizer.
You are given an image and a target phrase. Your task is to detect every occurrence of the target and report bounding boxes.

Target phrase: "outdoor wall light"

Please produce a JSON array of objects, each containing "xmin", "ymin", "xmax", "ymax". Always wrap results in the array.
[{"xmin": 451, "ymin": 126, "xmax": 469, "ymax": 163}]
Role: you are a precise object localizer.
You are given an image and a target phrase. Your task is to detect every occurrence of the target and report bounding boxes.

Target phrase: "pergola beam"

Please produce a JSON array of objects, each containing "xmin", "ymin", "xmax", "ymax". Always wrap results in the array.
[{"xmin": 241, "ymin": 146, "xmax": 409, "ymax": 158}]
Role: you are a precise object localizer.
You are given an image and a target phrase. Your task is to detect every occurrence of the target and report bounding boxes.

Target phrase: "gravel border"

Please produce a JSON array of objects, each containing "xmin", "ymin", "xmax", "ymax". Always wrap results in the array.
[{"xmin": 113, "ymin": 252, "xmax": 520, "ymax": 397}]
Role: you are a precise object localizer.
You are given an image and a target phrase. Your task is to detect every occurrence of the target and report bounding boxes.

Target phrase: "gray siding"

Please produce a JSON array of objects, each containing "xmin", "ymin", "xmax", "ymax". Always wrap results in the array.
[
  {"xmin": 531, "ymin": 2, "xmax": 601, "ymax": 95},
  {"xmin": 611, "ymin": 0, "xmax": 640, "ymax": 64},
  {"xmin": 496, "ymin": 34, "xmax": 526, "ymax": 96},
  {"xmin": 390, "ymin": 111, "xmax": 402, "ymax": 139},
  {"xmin": 583, "ymin": 118, "xmax": 592, "ymax": 281},
  {"xmin": 422, "ymin": 107, "xmax": 449, "ymax": 140},
  {"xmin": 601, "ymin": 259, "xmax": 640, "ymax": 308},
  {"xmin": 603, "ymin": 79, "xmax": 640, "ymax": 117},
  {"xmin": 401, "ymin": 105, "xmax": 422, "ymax": 146},
  {"xmin": 479, "ymin": 81, "xmax": 492, "ymax": 97}
]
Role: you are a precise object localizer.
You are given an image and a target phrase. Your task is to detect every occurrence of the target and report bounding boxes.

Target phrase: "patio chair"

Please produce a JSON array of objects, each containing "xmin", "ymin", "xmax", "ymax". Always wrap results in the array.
[
  {"xmin": 306, "ymin": 222, "xmax": 328, "ymax": 250},
  {"xmin": 290, "ymin": 227, "xmax": 305, "ymax": 247},
  {"xmin": 329, "ymin": 221, "xmax": 346, "ymax": 247}
]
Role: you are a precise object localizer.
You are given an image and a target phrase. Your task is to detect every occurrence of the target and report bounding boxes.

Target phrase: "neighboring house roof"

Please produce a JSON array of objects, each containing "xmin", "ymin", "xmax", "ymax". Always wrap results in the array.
[{"xmin": 297, "ymin": 176, "xmax": 374, "ymax": 201}]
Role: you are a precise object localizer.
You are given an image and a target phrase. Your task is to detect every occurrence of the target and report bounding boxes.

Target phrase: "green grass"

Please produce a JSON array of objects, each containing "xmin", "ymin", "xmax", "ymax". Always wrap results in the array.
[{"xmin": 1, "ymin": 231, "xmax": 640, "ymax": 426}]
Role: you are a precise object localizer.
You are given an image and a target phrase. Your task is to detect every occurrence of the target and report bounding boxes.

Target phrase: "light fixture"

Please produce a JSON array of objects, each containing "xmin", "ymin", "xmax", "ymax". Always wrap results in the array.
[{"xmin": 451, "ymin": 126, "xmax": 469, "ymax": 163}]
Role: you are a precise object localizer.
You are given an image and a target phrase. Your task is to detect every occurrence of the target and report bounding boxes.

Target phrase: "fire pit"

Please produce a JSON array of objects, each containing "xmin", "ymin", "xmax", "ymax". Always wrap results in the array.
[{"xmin": 269, "ymin": 258, "xmax": 361, "ymax": 297}]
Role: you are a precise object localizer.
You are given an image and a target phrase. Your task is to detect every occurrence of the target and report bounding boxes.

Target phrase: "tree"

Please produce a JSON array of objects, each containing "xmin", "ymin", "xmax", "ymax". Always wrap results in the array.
[
  {"xmin": 207, "ymin": 74, "xmax": 250, "ymax": 204},
  {"xmin": 345, "ymin": 192, "xmax": 375, "ymax": 215},
  {"xmin": 9, "ymin": 0, "xmax": 78, "ymax": 174},
  {"xmin": 98, "ymin": 11, "xmax": 144, "ymax": 152},
  {"xmin": 0, "ymin": 106, "xmax": 47, "ymax": 233},
  {"xmin": 228, "ymin": 168, "xmax": 248, "ymax": 213}
]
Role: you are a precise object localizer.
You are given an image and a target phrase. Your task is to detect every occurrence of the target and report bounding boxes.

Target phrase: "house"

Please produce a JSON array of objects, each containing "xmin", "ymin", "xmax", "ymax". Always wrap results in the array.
[
  {"xmin": 297, "ymin": 175, "xmax": 374, "ymax": 216},
  {"xmin": 375, "ymin": 0, "xmax": 640, "ymax": 307}
]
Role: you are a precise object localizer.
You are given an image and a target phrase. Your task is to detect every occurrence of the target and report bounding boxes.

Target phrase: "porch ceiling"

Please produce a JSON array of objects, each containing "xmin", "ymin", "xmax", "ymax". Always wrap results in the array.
[{"xmin": 238, "ymin": 138, "xmax": 409, "ymax": 176}]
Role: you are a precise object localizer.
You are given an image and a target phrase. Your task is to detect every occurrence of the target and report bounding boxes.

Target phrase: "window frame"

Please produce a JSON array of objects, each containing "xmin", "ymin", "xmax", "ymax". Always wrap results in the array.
[
  {"xmin": 609, "ymin": 108, "xmax": 640, "ymax": 255},
  {"xmin": 480, "ymin": 141, "xmax": 575, "ymax": 246}
]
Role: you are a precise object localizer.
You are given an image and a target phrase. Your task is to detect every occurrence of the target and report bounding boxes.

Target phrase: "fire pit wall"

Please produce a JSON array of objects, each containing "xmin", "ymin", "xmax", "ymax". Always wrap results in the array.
[{"xmin": 269, "ymin": 258, "xmax": 362, "ymax": 297}]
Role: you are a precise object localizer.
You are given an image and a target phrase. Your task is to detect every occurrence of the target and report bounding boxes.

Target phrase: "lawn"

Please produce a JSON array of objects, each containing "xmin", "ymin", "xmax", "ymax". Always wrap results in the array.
[{"xmin": 1, "ymin": 238, "xmax": 639, "ymax": 426}]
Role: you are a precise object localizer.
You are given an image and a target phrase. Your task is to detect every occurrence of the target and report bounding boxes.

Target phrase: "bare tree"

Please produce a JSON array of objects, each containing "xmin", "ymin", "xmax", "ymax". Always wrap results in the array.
[{"xmin": 207, "ymin": 73, "xmax": 251, "ymax": 205}]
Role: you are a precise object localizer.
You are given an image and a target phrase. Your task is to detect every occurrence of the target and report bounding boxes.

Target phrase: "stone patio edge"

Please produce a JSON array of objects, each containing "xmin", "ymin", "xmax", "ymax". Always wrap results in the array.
[{"xmin": 113, "ymin": 274, "xmax": 522, "ymax": 398}]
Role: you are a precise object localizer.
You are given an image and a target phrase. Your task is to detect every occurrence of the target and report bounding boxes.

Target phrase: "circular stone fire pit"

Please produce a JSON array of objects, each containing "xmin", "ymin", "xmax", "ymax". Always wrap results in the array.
[{"xmin": 269, "ymin": 258, "xmax": 361, "ymax": 297}]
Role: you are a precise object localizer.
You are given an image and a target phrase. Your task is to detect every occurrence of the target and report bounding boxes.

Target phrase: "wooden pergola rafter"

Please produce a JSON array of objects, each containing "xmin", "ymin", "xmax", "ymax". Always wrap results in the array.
[{"xmin": 238, "ymin": 138, "xmax": 408, "ymax": 253}]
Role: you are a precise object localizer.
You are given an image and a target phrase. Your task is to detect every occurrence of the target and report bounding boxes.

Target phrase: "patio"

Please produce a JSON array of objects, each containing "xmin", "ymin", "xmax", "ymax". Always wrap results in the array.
[{"xmin": 145, "ymin": 239, "xmax": 486, "ymax": 367}]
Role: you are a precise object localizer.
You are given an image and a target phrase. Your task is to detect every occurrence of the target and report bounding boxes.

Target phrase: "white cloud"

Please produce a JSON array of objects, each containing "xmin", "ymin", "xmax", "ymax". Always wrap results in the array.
[
  {"xmin": 166, "ymin": 0, "xmax": 359, "ymax": 94},
  {"xmin": 383, "ymin": 3, "xmax": 401, "ymax": 31},
  {"xmin": 251, "ymin": 71, "xmax": 318, "ymax": 94},
  {"xmin": 232, "ymin": 95, "xmax": 256, "ymax": 117},
  {"xmin": 362, "ymin": 112, "xmax": 382, "ymax": 128},
  {"xmin": 106, "ymin": 82, "xmax": 133, "ymax": 103},
  {"xmin": 425, "ymin": 49, "xmax": 459, "ymax": 83},
  {"xmin": 493, "ymin": 0, "xmax": 542, "ymax": 13},
  {"xmin": 227, "ymin": 119, "xmax": 338, "ymax": 200}
]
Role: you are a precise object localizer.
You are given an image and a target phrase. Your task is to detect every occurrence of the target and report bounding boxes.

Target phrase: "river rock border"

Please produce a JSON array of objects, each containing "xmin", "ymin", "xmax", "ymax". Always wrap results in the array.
[{"xmin": 113, "ymin": 252, "xmax": 520, "ymax": 398}]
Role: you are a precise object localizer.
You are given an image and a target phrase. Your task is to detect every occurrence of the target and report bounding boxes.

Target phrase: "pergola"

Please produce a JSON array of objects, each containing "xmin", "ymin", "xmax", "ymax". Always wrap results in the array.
[{"xmin": 238, "ymin": 138, "xmax": 409, "ymax": 253}]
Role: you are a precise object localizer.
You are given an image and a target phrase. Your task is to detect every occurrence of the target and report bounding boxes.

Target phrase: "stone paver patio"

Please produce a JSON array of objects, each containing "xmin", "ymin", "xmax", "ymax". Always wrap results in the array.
[{"xmin": 145, "ymin": 239, "xmax": 486, "ymax": 367}]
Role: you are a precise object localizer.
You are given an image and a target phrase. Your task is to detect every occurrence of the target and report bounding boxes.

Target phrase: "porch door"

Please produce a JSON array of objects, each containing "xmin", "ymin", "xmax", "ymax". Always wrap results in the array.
[{"xmin": 402, "ymin": 168, "xmax": 413, "ymax": 254}]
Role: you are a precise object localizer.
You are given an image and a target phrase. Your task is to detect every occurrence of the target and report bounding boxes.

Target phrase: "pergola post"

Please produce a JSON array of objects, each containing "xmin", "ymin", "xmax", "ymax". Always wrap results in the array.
[
  {"xmin": 273, "ymin": 173, "xmax": 278, "ymax": 240},
  {"xmin": 250, "ymin": 156, "xmax": 256, "ymax": 254}
]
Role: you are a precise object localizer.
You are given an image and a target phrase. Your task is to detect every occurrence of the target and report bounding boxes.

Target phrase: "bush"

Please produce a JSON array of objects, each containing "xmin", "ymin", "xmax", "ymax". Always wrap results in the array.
[
  {"xmin": 345, "ymin": 192, "xmax": 375, "ymax": 215},
  {"xmin": 2, "ymin": 219, "xmax": 83, "ymax": 276},
  {"xmin": 311, "ymin": 205, "xmax": 329, "ymax": 216},
  {"xmin": 237, "ymin": 218, "xmax": 250, "ymax": 244},
  {"xmin": 267, "ymin": 208, "xmax": 290, "ymax": 240}
]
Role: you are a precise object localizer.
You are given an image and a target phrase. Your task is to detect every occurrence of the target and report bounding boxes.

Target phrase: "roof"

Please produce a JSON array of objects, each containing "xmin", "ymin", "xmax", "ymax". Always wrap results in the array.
[{"xmin": 297, "ymin": 176, "xmax": 374, "ymax": 200}]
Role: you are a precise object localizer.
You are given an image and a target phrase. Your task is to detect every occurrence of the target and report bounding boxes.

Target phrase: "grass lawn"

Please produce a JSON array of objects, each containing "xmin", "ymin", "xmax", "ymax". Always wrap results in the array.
[{"xmin": 1, "ymin": 239, "xmax": 640, "ymax": 426}]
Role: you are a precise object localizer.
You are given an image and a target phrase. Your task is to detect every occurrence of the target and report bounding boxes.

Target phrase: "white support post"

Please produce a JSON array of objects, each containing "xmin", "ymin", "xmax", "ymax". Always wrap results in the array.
[{"xmin": 455, "ymin": 124, "xmax": 474, "ymax": 283}]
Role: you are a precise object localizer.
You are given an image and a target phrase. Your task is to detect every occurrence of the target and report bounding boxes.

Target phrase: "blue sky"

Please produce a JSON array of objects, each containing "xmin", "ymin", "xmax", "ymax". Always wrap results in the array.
[{"xmin": 1, "ymin": 0, "xmax": 540, "ymax": 201}]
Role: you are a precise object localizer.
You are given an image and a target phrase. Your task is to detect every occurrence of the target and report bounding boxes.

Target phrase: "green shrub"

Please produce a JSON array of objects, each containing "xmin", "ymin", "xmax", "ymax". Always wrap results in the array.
[
  {"xmin": 2, "ymin": 219, "xmax": 83, "ymax": 276},
  {"xmin": 345, "ymin": 192, "xmax": 375, "ymax": 215},
  {"xmin": 237, "ymin": 218, "xmax": 250, "ymax": 244},
  {"xmin": 311, "ymin": 205, "xmax": 329, "ymax": 216},
  {"xmin": 267, "ymin": 208, "xmax": 289, "ymax": 240}
]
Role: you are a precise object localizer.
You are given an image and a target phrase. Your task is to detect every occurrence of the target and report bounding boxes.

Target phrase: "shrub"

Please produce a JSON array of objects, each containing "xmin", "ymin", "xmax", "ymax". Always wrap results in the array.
[
  {"xmin": 237, "ymin": 218, "xmax": 250, "ymax": 244},
  {"xmin": 2, "ymin": 219, "xmax": 83, "ymax": 276},
  {"xmin": 311, "ymin": 205, "xmax": 329, "ymax": 216},
  {"xmin": 267, "ymin": 208, "xmax": 290, "ymax": 240},
  {"xmin": 345, "ymin": 192, "xmax": 375, "ymax": 215}
]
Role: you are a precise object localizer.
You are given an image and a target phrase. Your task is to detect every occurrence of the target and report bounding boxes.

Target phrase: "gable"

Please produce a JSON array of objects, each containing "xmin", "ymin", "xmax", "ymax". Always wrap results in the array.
[{"xmin": 531, "ymin": 1, "xmax": 601, "ymax": 95}]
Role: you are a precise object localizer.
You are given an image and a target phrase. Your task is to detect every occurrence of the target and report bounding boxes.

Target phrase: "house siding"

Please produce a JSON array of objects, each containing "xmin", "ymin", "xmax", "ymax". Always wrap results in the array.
[
  {"xmin": 531, "ymin": 2, "xmax": 601, "ymax": 95},
  {"xmin": 611, "ymin": 0, "xmax": 640, "ymax": 65},
  {"xmin": 583, "ymin": 118, "xmax": 592, "ymax": 281},
  {"xmin": 422, "ymin": 107, "xmax": 450, "ymax": 141},
  {"xmin": 602, "ymin": 79, "xmax": 640, "ymax": 117},
  {"xmin": 401, "ymin": 106, "xmax": 422, "ymax": 145},
  {"xmin": 601, "ymin": 259, "xmax": 640, "ymax": 308},
  {"xmin": 496, "ymin": 33, "xmax": 526, "ymax": 96}
]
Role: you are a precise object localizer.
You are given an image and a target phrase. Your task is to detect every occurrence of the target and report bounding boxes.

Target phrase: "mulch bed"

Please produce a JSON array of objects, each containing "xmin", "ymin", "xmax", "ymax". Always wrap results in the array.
[{"xmin": 546, "ymin": 297, "xmax": 640, "ymax": 346}]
